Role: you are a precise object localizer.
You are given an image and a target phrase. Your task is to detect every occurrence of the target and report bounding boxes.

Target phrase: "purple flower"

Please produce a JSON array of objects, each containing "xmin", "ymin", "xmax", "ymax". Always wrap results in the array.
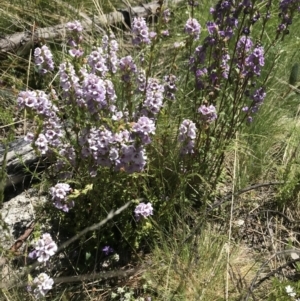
[
  {"xmin": 24, "ymin": 132, "xmax": 34, "ymax": 142},
  {"xmin": 112, "ymin": 111, "xmax": 123, "ymax": 121},
  {"xmin": 163, "ymin": 9, "xmax": 171, "ymax": 23},
  {"xmin": 34, "ymin": 45, "xmax": 54, "ymax": 74},
  {"xmin": 107, "ymin": 36, "xmax": 119, "ymax": 73},
  {"xmin": 164, "ymin": 74, "xmax": 177, "ymax": 100},
  {"xmin": 17, "ymin": 90, "xmax": 37, "ymax": 108},
  {"xmin": 195, "ymin": 68, "xmax": 207, "ymax": 79},
  {"xmin": 17, "ymin": 90, "xmax": 55, "ymax": 117},
  {"xmin": 132, "ymin": 116, "xmax": 156, "ymax": 135},
  {"xmin": 29, "ymin": 233, "xmax": 57, "ymax": 263},
  {"xmin": 117, "ymin": 145, "xmax": 148, "ymax": 173},
  {"xmin": 35, "ymin": 133, "xmax": 48, "ymax": 154},
  {"xmin": 221, "ymin": 52, "xmax": 230, "ymax": 79},
  {"xmin": 161, "ymin": 30, "xmax": 169, "ymax": 36},
  {"xmin": 66, "ymin": 21, "xmax": 84, "ymax": 57},
  {"xmin": 178, "ymin": 119, "xmax": 197, "ymax": 154},
  {"xmin": 244, "ymin": 46, "xmax": 265, "ymax": 76},
  {"xmin": 87, "ymin": 47, "xmax": 108, "ymax": 76},
  {"xmin": 178, "ymin": 119, "xmax": 197, "ymax": 141},
  {"xmin": 206, "ymin": 21, "xmax": 218, "ymax": 35},
  {"xmin": 198, "ymin": 104, "xmax": 217, "ymax": 123},
  {"xmin": 102, "ymin": 246, "xmax": 114, "ymax": 255},
  {"xmin": 49, "ymin": 183, "xmax": 74, "ymax": 212},
  {"xmin": 69, "ymin": 47, "xmax": 84, "ymax": 58},
  {"xmin": 59, "ymin": 62, "xmax": 80, "ymax": 97},
  {"xmin": 143, "ymin": 78, "xmax": 165, "ymax": 115},
  {"xmin": 132, "ymin": 116, "xmax": 156, "ymax": 144},
  {"xmin": 193, "ymin": 45, "xmax": 207, "ymax": 67},
  {"xmin": 149, "ymin": 31, "xmax": 157, "ymax": 39},
  {"xmin": 243, "ymin": 87, "xmax": 266, "ymax": 122},
  {"xmin": 119, "ymin": 56, "xmax": 137, "ymax": 82},
  {"xmin": 136, "ymin": 69, "xmax": 146, "ymax": 92},
  {"xmin": 66, "ymin": 20, "xmax": 83, "ymax": 32},
  {"xmin": 251, "ymin": 87, "xmax": 266, "ymax": 104},
  {"xmin": 237, "ymin": 36, "xmax": 253, "ymax": 54},
  {"xmin": 184, "ymin": 18, "xmax": 201, "ymax": 40},
  {"xmin": 134, "ymin": 202, "xmax": 153, "ymax": 220},
  {"xmin": 247, "ymin": 116, "xmax": 253, "ymax": 123},
  {"xmin": 236, "ymin": 36, "xmax": 264, "ymax": 77},
  {"xmin": 105, "ymin": 79, "xmax": 117, "ymax": 103},
  {"xmin": 82, "ymin": 73, "xmax": 107, "ymax": 111},
  {"xmin": 132, "ymin": 17, "xmax": 151, "ymax": 45}
]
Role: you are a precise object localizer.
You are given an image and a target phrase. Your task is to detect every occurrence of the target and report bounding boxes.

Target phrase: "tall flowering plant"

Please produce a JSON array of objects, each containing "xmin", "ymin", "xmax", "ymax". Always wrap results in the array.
[
  {"xmin": 17, "ymin": 16, "xmax": 169, "ymax": 250},
  {"xmin": 174, "ymin": 0, "xmax": 300, "ymax": 198}
]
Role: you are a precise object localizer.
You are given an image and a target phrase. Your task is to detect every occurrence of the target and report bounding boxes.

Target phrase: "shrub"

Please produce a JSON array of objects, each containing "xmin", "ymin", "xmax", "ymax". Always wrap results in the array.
[{"xmin": 15, "ymin": 0, "xmax": 300, "ymax": 298}]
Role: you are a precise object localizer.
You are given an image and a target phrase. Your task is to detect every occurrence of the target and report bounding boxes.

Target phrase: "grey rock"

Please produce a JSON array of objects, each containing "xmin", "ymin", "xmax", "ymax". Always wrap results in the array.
[{"xmin": 0, "ymin": 188, "xmax": 47, "ymax": 250}]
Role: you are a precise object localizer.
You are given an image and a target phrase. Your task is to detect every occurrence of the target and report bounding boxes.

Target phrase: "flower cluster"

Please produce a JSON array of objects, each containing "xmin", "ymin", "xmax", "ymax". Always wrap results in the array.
[
  {"xmin": 188, "ymin": 0, "xmax": 271, "ymax": 127},
  {"xmin": 132, "ymin": 116, "xmax": 156, "ymax": 144},
  {"xmin": 137, "ymin": 69, "xmax": 147, "ymax": 92},
  {"xmin": 242, "ymin": 46, "xmax": 265, "ymax": 77},
  {"xmin": 87, "ymin": 47, "xmax": 109, "ymax": 76},
  {"xmin": 66, "ymin": 20, "xmax": 83, "ymax": 32},
  {"xmin": 243, "ymin": 86, "xmax": 267, "ymax": 122},
  {"xmin": 198, "ymin": 104, "xmax": 217, "ymax": 123},
  {"xmin": 277, "ymin": 0, "xmax": 300, "ymax": 35},
  {"xmin": 102, "ymin": 246, "xmax": 114, "ymax": 255},
  {"xmin": 164, "ymin": 74, "xmax": 177, "ymax": 100},
  {"xmin": 119, "ymin": 55, "xmax": 137, "ymax": 82},
  {"xmin": 17, "ymin": 90, "xmax": 55, "ymax": 117},
  {"xmin": 163, "ymin": 9, "xmax": 171, "ymax": 23},
  {"xmin": 66, "ymin": 20, "xmax": 84, "ymax": 57},
  {"xmin": 209, "ymin": 0, "xmax": 239, "ymax": 40},
  {"xmin": 29, "ymin": 233, "xmax": 58, "ymax": 262},
  {"xmin": 134, "ymin": 202, "xmax": 153, "ymax": 220},
  {"xmin": 58, "ymin": 62, "xmax": 79, "ymax": 94},
  {"xmin": 79, "ymin": 127, "xmax": 148, "ymax": 174},
  {"xmin": 49, "ymin": 183, "xmax": 73, "ymax": 212},
  {"xmin": 32, "ymin": 273, "xmax": 54, "ymax": 299},
  {"xmin": 132, "ymin": 17, "xmax": 151, "ymax": 45},
  {"xmin": 251, "ymin": 87, "xmax": 266, "ymax": 109},
  {"xmin": 34, "ymin": 45, "xmax": 54, "ymax": 74},
  {"xmin": 236, "ymin": 35, "xmax": 253, "ymax": 54},
  {"xmin": 178, "ymin": 119, "xmax": 197, "ymax": 154},
  {"xmin": 17, "ymin": 90, "xmax": 62, "ymax": 154},
  {"xmin": 143, "ymin": 78, "xmax": 165, "ymax": 115},
  {"xmin": 189, "ymin": 0, "xmax": 266, "ymax": 99},
  {"xmin": 81, "ymin": 73, "xmax": 110, "ymax": 111},
  {"xmin": 102, "ymin": 34, "xmax": 119, "ymax": 74},
  {"xmin": 184, "ymin": 18, "xmax": 201, "ymax": 40}
]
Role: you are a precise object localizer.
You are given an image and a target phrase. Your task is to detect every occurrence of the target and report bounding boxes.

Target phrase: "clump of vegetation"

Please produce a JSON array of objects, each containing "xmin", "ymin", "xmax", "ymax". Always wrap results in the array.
[{"xmin": 1, "ymin": 0, "xmax": 300, "ymax": 300}]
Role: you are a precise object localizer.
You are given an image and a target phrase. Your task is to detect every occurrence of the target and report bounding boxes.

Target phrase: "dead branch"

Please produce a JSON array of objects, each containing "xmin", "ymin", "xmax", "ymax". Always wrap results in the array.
[{"xmin": 0, "ymin": 0, "xmax": 183, "ymax": 55}]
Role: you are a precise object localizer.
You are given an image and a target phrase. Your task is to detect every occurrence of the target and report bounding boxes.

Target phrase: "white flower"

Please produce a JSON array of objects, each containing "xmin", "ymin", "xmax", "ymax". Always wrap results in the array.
[
  {"xmin": 112, "ymin": 253, "xmax": 120, "ymax": 262},
  {"xmin": 286, "ymin": 285, "xmax": 296, "ymax": 297},
  {"xmin": 111, "ymin": 292, "xmax": 118, "ymax": 299},
  {"xmin": 117, "ymin": 287, "xmax": 125, "ymax": 294},
  {"xmin": 33, "ymin": 273, "xmax": 54, "ymax": 299},
  {"xmin": 134, "ymin": 202, "xmax": 153, "ymax": 220}
]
